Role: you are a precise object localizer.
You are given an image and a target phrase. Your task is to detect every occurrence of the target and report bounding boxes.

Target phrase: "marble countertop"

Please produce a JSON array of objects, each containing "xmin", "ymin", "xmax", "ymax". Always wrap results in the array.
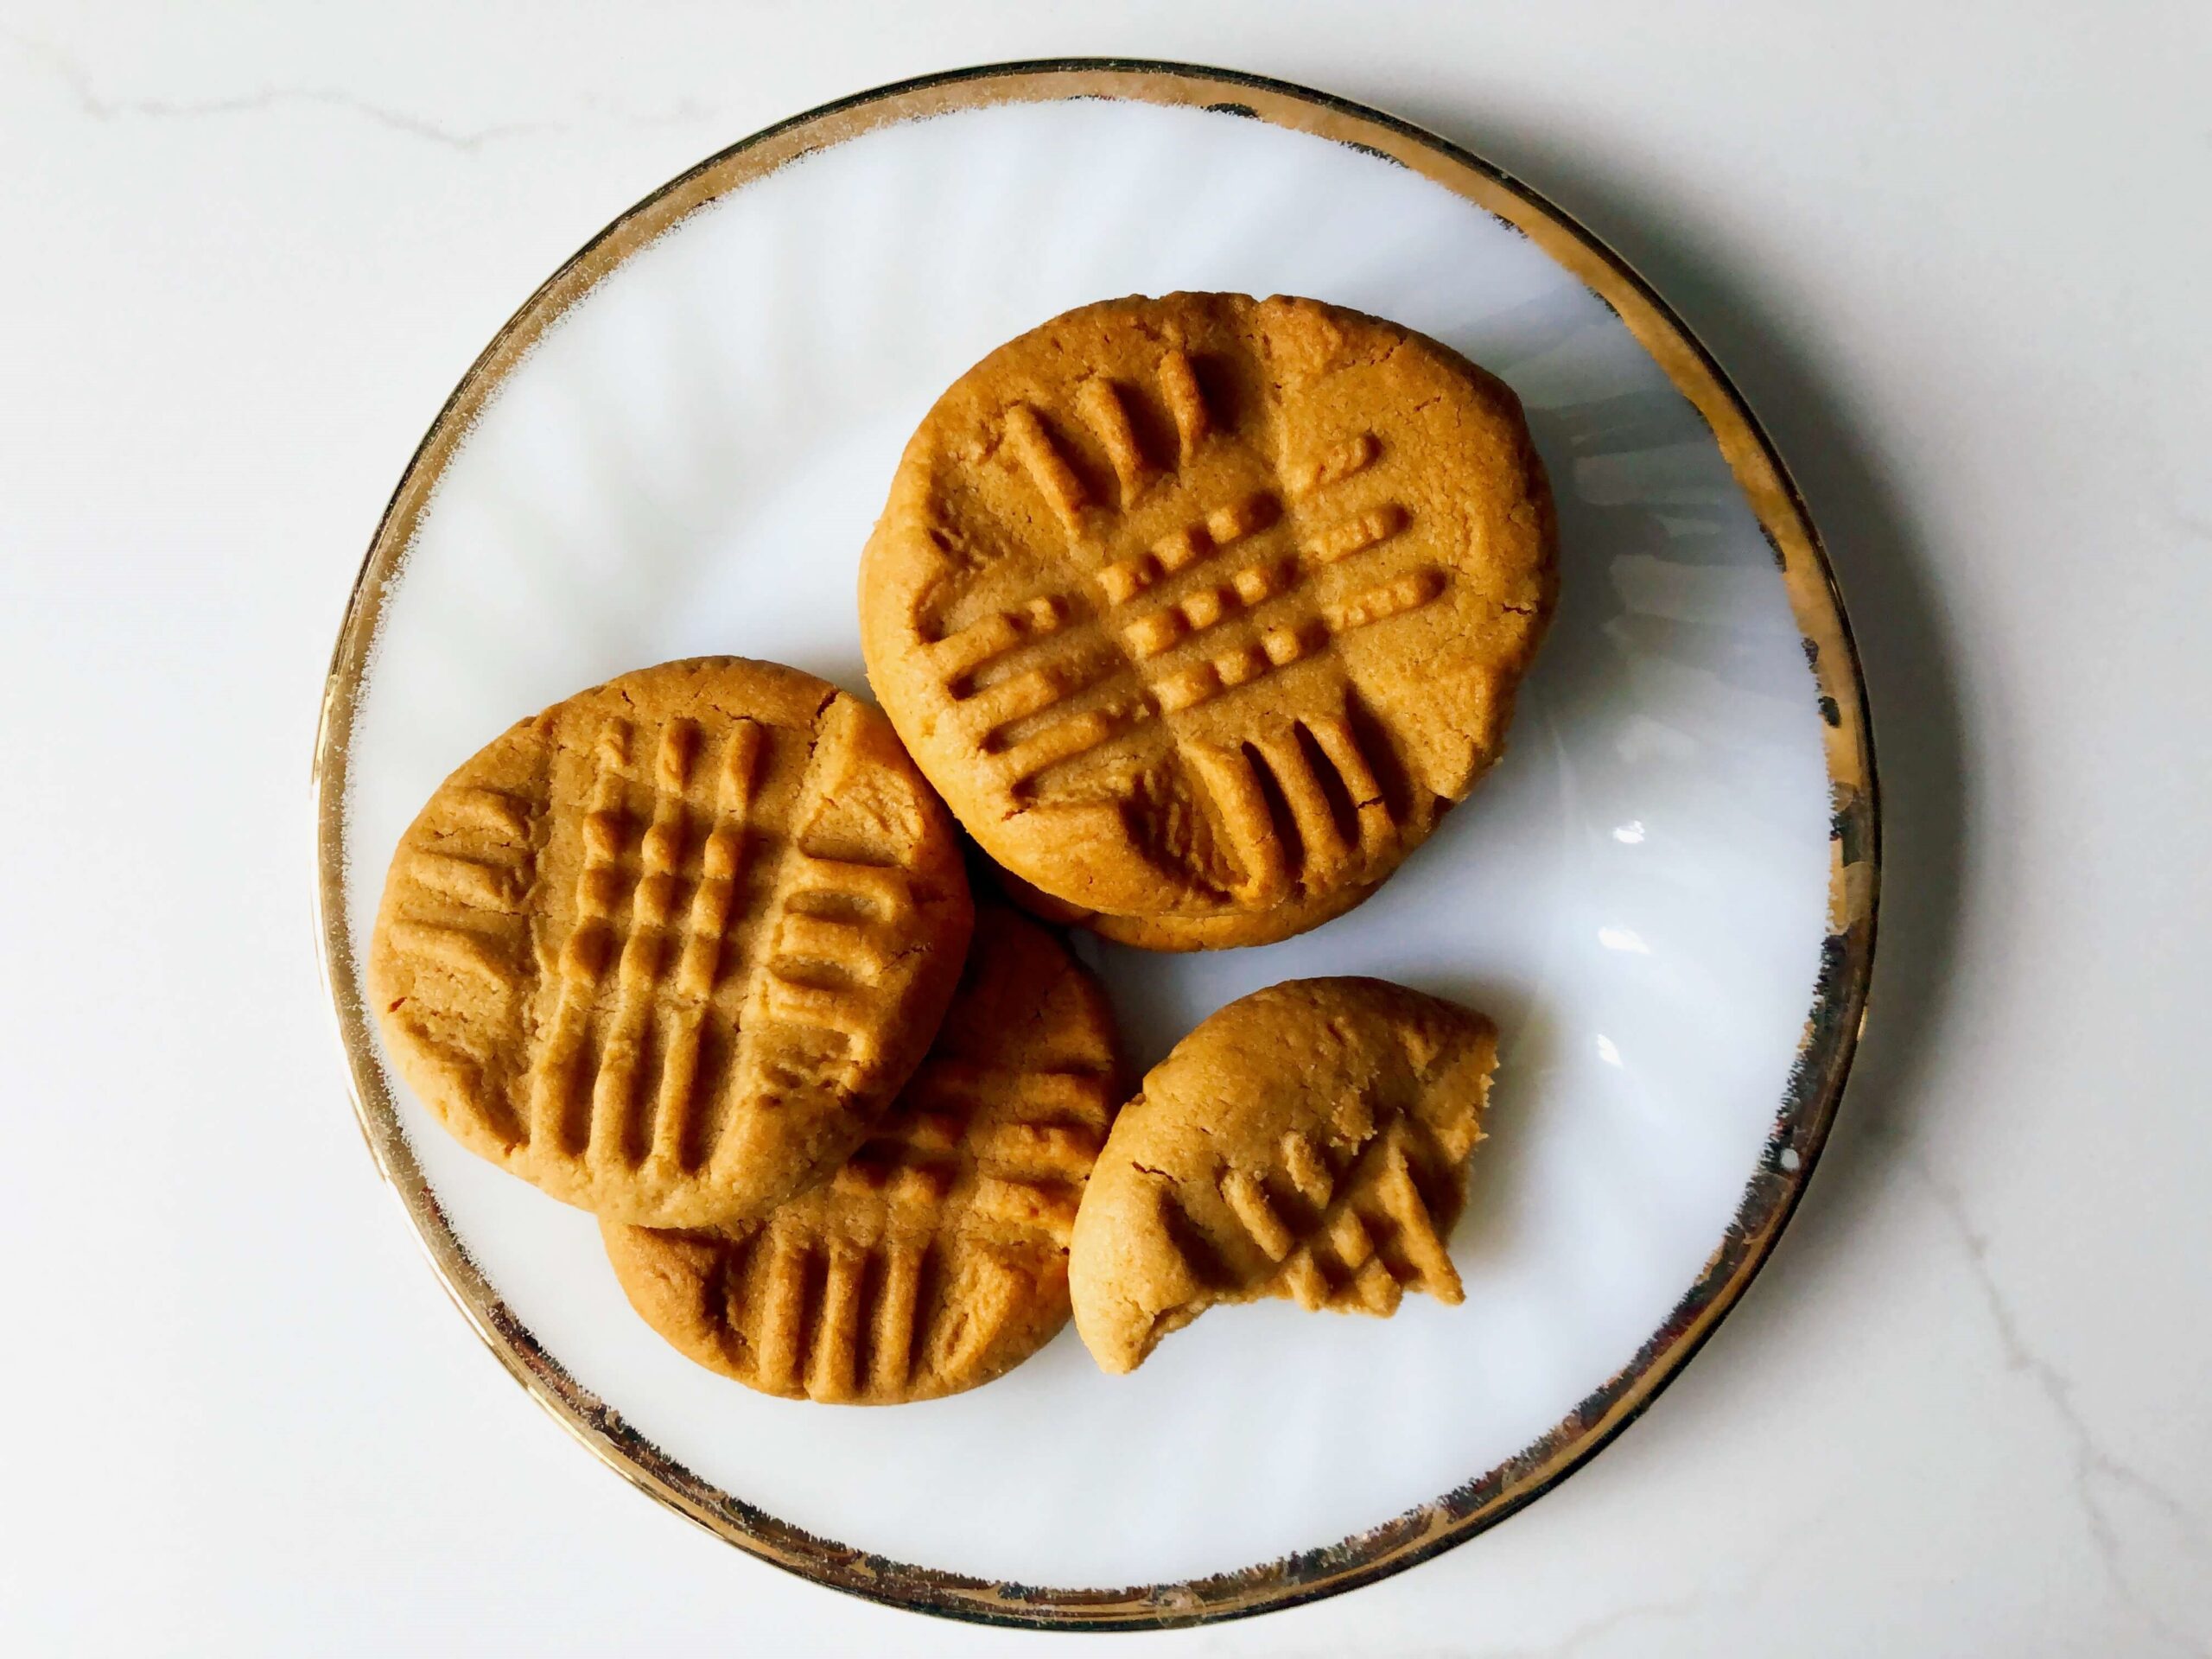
[{"xmin": 3, "ymin": 3, "xmax": 2206, "ymax": 1654}]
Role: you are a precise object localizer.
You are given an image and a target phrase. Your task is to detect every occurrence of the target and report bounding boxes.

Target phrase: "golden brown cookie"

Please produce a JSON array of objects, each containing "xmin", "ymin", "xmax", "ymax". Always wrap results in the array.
[
  {"xmin": 995, "ymin": 864, "xmax": 1380, "ymax": 952},
  {"xmin": 368, "ymin": 658, "xmax": 973, "ymax": 1228},
  {"xmin": 861, "ymin": 292, "xmax": 1554, "ymax": 939},
  {"xmin": 1069, "ymin": 977, "xmax": 1496, "ymax": 1374},
  {"xmin": 603, "ymin": 904, "xmax": 1121, "ymax": 1403}
]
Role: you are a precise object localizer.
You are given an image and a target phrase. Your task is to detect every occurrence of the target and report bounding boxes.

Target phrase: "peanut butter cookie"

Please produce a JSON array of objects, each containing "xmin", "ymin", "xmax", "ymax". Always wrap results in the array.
[
  {"xmin": 861, "ymin": 293, "xmax": 1554, "ymax": 939},
  {"xmin": 604, "ymin": 904, "xmax": 1121, "ymax": 1402},
  {"xmin": 368, "ymin": 658, "xmax": 973, "ymax": 1228},
  {"xmin": 1069, "ymin": 977, "xmax": 1496, "ymax": 1373}
]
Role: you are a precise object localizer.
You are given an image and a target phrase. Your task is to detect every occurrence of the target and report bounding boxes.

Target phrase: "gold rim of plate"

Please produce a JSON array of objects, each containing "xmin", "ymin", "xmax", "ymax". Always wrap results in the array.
[{"xmin": 309, "ymin": 60, "xmax": 1880, "ymax": 1631}]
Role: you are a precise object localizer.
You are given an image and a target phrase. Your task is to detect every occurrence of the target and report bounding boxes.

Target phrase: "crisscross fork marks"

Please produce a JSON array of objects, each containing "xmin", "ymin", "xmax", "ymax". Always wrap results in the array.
[
  {"xmin": 929, "ymin": 594, "xmax": 1149, "ymax": 798},
  {"xmin": 978, "ymin": 365, "xmax": 1447, "ymax": 805},
  {"xmin": 383, "ymin": 785, "xmax": 540, "ymax": 1141},
  {"xmin": 830, "ymin": 1063, "xmax": 1116, "ymax": 1243},
  {"xmin": 946, "ymin": 353, "xmax": 1268, "ymax": 789},
  {"xmin": 582, "ymin": 720, "xmax": 700, "ymax": 1166},
  {"xmin": 709, "ymin": 706, "xmax": 925, "ymax": 1177},
  {"xmin": 757, "ymin": 855, "xmax": 916, "ymax": 1043},
  {"xmin": 525, "ymin": 718, "xmax": 634, "ymax": 1153},
  {"xmin": 1177, "ymin": 704, "xmax": 1395, "ymax": 904},
  {"xmin": 1214, "ymin": 1127, "xmax": 1463, "ymax": 1314},
  {"xmin": 386, "ymin": 783, "xmax": 537, "ymax": 993},
  {"xmin": 1132, "ymin": 492, "xmax": 1433, "ymax": 720},
  {"xmin": 655, "ymin": 721, "xmax": 765, "ymax": 1169},
  {"xmin": 709, "ymin": 1225, "xmax": 1030, "ymax": 1404},
  {"xmin": 518, "ymin": 716, "xmax": 785, "ymax": 1174}
]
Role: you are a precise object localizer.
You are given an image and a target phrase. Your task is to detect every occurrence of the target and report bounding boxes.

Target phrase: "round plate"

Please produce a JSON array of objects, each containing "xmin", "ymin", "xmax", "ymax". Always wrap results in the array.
[{"xmin": 313, "ymin": 61, "xmax": 1876, "ymax": 1630}]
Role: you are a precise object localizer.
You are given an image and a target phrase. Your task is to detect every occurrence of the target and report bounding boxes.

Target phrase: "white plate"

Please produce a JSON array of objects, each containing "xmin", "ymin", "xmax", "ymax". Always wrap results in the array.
[{"xmin": 314, "ymin": 63, "xmax": 1876, "ymax": 1629}]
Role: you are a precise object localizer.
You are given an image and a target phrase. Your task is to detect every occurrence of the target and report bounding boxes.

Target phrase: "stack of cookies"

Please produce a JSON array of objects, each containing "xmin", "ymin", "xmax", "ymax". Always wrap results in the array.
[{"xmin": 370, "ymin": 292, "xmax": 1555, "ymax": 1401}]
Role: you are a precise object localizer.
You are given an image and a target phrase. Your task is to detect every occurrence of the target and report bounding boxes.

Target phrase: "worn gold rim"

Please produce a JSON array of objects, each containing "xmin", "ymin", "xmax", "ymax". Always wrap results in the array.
[{"xmin": 311, "ymin": 59, "xmax": 1878, "ymax": 1630}]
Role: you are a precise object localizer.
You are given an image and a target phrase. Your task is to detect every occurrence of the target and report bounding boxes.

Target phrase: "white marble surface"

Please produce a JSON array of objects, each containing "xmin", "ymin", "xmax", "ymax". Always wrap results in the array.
[{"xmin": 1, "ymin": 3, "xmax": 2206, "ymax": 1653}]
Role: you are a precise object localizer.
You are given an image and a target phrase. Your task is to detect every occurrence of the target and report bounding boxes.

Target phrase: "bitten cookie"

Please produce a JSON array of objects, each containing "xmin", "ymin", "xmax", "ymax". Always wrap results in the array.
[
  {"xmin": 368, "ymin": 658, "xmax": 973, "ymax": 1228},
  {"xmin": 861, "ymin": 292, "xmax": 1555, "ymax": 942},
  {"xmin": 1069, "ymin": 977, "xmax": 1497, "ymax": 1374},
  {"xmin": 603, "ymin": 904, "xmax": 1122, "ymax": 1403}
]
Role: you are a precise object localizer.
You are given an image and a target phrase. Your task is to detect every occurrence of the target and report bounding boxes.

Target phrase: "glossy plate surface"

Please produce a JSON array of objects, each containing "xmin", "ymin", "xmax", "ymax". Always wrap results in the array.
[{"xmin": 314, "ymin": 62, "xmax": 1876, "ymax": 1628}]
